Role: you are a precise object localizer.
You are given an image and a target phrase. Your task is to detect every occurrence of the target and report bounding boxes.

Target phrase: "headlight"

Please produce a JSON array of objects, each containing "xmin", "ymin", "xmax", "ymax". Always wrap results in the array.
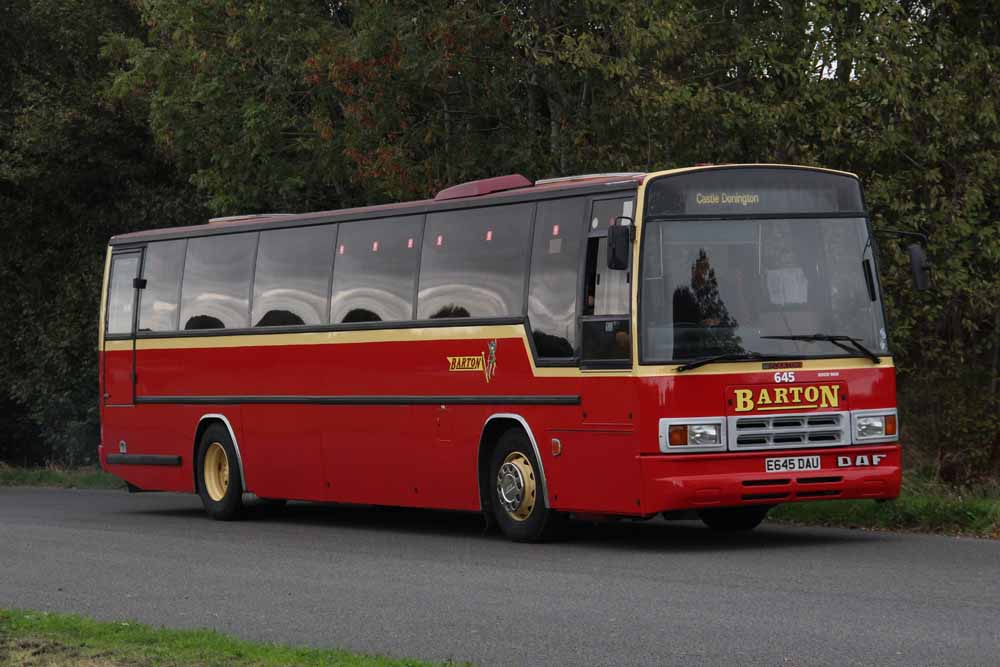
[
  {"xmin": 662, "ymin": 418, "xmax": 726, "ymax": 452},
  {"xmin": 852, "ymin": 410, "xmax": 898, "ymax": 443},
  {"xmin": 856, "ymin": 416, "xmax": 886, "ymax": 438},
  {"xmin": 689, "ymin": 423, "xmax": 721, "ymax": 445}
]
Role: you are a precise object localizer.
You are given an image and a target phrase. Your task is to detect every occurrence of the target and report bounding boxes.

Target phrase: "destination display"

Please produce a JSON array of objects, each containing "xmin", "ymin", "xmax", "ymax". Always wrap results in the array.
[{"xmin": 644, "ymin": 167, "xmax": 865, "ymax": 217}]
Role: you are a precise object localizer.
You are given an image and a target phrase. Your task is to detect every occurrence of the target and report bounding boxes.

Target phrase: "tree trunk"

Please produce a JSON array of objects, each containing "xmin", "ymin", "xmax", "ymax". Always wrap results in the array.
[
  {"xmin": 836, "ymin": 1, "xmax": 861, "ymax": 84},
  {"xmin": 991, "ymin": 309, "xmax": 1000, "ymax": 472}
]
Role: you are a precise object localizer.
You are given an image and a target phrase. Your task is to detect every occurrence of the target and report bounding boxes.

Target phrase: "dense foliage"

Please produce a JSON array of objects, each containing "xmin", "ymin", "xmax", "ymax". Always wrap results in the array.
[
  {"xmin": 0, "ymin": 0, "xmax": 207, "ymax": 464},
  {"xmin": 1, "ymin": 1, "xmax": 997, "ymax": 480}
]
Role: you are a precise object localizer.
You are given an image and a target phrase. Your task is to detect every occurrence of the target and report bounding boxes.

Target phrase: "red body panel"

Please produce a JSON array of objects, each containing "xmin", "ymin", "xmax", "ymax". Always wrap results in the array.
[
  {"xmin": 641, "ymin": 446, "xmax": 901, "ymax": 511},
  {"xmin": 100, "ymin": 332, "xmax": 901, "ymax": 516},
  {"xmin": 103, "ymin": 344, "xmax": 133, "ymax": 406}
]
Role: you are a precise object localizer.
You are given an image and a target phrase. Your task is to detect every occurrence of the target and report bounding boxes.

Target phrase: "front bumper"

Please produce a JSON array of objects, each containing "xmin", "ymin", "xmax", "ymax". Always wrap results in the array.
[{"xmin": 640, "ymin": 444, "xmax": 901, "ymax": 514}]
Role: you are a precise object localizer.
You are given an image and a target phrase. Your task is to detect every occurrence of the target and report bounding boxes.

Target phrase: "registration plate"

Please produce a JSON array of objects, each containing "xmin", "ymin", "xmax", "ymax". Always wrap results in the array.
[{"xmin": 764, "ymin": 456, "xmax": 821, "ymax": 473}]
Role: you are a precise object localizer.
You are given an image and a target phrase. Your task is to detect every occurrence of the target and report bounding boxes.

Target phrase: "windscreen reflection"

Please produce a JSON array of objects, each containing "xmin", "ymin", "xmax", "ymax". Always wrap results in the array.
[{"xmin": 640, "ymin": 218, "xmax": 888, "ymax": 362}]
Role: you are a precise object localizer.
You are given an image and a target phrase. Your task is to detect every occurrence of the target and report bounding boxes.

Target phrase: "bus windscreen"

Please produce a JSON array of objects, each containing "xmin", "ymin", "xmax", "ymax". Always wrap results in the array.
[{"xmin": 639, "ymin": 215, "xmax": 887, "ymax": 364}]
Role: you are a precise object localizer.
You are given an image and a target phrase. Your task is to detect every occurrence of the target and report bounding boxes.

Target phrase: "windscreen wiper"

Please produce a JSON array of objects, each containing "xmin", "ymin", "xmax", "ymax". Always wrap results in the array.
[
  {"xmin": 761, "ymin": 334, "xmax": 881, "ymax": 364},
  {"xmin": 676, "ymin": 351, "xmax": 769, "ymax": 372}
]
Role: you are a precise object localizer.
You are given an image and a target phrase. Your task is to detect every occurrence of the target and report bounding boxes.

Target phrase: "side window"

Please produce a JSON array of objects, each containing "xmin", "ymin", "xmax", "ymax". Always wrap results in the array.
[
  {"xmin": 106, "ymin": 253, "xmax": 140, "ymax": 335},
  {"xmin": 330, "ymin": 216, "xmax": 422, "ymax": 324},
  {"xmin": 179, "ymin": 233, "xmax": 257, "ymax": 330},
  {"xmin": 527, "ymin": 197, "xmax": 586, "ymax": 358},
  {"xmin": 583, "ymin": 237, "xmax": 632, "ymax": 315},
  {"xmin": 581, "ymin": 197, "xmax": 635, "ymax": 364},
  {"xmin": 584, "ymin": 198, "xmax": 634, "ymax": 316},
  {"xmin": 253, "ymin": 226, "xmax": 335, "ymax": 327},
  {"xmin": 138, "ymin": 239, "xmax": 186, "ymax": 332},
  {"xmin": 417, "ymin": 203, "xmax": 533, "ymax": 319}
]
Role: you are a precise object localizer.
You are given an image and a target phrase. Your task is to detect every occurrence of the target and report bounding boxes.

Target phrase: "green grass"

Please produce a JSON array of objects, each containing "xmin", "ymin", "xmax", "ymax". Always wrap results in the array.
[
  {"xmin": 0, "ymin": 464, "xmax": 125, "ymax": 490},
  {"xmin": 770, "ymin": 474, "xmax": 1000, "ymax": 538},
  {"xmin": 0, "ymin": 609, "xmax": 461, "ymax": 667}
]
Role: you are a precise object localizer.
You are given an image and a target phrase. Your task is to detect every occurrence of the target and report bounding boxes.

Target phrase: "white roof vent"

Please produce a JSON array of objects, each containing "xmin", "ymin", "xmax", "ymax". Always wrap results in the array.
[{"xmin": 534, "ymin": 173, "xmax": 644, "ymax": 185}]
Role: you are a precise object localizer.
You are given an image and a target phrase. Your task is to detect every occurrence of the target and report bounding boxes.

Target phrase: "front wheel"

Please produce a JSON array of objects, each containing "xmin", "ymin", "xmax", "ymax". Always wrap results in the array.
[
  {"xmin": 196, "ymin": 423, "xmax": 244, "ymax": 520},
  {"xmin": 698, "ymin": 506, "xmax": 770, "ymax": 532},
  {"xmin": 489, "ymin": 429, "xmax": 566, "ymax": 542}
]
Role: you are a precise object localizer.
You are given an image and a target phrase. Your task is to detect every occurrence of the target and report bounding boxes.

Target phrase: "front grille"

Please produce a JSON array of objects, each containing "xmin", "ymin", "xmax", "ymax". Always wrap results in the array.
[
  {"xmin": 742, "ymin": 478, "xmax": 790, "ymax": 487},
  {"xmin": 742, "ymin": 492, "xmax": 790, "ymax": 501},
  {"xmin": 798, "ymin": 476, "xmax": 842, "ymax": 484},
  {"xmin": 795, "ymin": 490, "xmax": 841, "ymax": 498},
  {"xmin": 728, "ymin": 411, "xmax": 850, "ymax": 451}
]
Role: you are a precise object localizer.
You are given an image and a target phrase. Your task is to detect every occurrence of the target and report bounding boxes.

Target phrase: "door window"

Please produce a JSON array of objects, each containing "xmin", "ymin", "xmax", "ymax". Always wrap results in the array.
[
  {"xmin": 581, "ymin": 198, "xmax": 634, "ymax": 364},
  {"xmin": 106, "ymin": 254, "xmax": 140, "ymax": 335}
]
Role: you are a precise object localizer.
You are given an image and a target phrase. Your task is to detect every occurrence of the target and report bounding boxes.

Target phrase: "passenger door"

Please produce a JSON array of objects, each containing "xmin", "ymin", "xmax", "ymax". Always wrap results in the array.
[
  {"xmin": 578, "ymin": 196, "xmax": 638, "ymax": 424},
  {"xmin": 103, "ymin": 251, "xmax": 141, "ymax": 406},
  {"xmin": 552, "ymin": 196, "xmax": 641, "ymax": 513}
]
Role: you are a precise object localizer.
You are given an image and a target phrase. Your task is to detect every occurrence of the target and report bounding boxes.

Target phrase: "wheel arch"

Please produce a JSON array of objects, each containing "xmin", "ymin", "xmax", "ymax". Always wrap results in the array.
[
  {"xmin": 477, "ymin": 414, "xmax": 550, "ymax": 512},
  {"xmin": 193, "ymin": 414, "xmax": 249, "ymax": 494}
]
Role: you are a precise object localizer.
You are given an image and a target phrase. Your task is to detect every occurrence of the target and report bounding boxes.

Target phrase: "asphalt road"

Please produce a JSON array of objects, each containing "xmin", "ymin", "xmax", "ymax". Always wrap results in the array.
[{"xmin": 1, "ymin": 488, "xmax": 998, "ymax": 666}]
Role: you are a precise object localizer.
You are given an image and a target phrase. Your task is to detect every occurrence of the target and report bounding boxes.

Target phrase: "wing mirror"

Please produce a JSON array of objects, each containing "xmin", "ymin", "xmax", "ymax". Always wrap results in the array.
[
  {"xmin": 607, "ymin": 217, "xmax": 633, "ymax": 270},
  {"xmin": 875, "ymin": 229, "xmax": 931, "ymax": 291},
  {"xmin": 907, "ymin": 243, "xmax": 930, "ymax": 291}
]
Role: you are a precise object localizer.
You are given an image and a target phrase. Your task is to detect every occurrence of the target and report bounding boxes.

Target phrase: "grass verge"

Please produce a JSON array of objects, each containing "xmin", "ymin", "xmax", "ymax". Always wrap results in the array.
[
  {"xmin": 0, "ymin": 464, "xmax": 125, "ymax": 490},
  {"xmin": 770, "ymin": 474, "xmax": 1000, "ymax": 538},
  {"xmin": 0, "ymin": 609, "xmax": 460, "ymax": 667}
]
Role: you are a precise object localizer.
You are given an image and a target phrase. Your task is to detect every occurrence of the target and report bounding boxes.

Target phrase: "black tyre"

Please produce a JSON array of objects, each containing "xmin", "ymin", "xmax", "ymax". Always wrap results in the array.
[
  {"xmin": 196, "ymin": 423, "xmax": 244, "ymax": 521},
  {"xmin": 698, "ymin": 506, "xmax": 770, "ymax": 532},
  {"xmin": 488, "ymin": 428, "xmax": 566, "ymax": 542}
]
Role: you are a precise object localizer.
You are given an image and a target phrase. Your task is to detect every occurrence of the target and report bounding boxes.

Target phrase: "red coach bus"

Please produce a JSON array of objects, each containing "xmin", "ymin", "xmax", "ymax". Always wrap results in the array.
[{"xmin": 99, "ymin": 165, "xmax": 917, "ymax": 541}]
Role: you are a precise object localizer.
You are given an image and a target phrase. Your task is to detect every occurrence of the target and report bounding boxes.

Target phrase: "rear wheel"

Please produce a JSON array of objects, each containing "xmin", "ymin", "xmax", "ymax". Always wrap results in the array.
[
  {"xmin": 196, "ymin": 423, "xmax": 244, "ymax": 520},
  {"xmin": 489, "ymin": 429, "xmax": 566, "ymax": 542},
  {"xmin": 698, "ymin": 506, "xmax": 770, "ymax": 532}
]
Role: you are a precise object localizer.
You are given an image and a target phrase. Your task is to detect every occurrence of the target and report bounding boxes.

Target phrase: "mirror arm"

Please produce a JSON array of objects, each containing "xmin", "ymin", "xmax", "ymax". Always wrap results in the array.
[
  {"xmin": 875, "ymin": 229, "xmax": 928, "ymax": 244},
  {"xmin": 873, "ymin": 229, "xmax": 932, "ymax": 290}
]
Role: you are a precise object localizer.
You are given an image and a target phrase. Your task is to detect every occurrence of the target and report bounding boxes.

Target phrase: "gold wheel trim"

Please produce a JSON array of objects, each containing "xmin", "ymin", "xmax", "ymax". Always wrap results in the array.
[
  {"xmin": 203, "ymin": 442, "xmax": 230, "ymax": 502},
  {"xmin": 496, "ymin": 451, "xmax": 536, "ymax": 522}
]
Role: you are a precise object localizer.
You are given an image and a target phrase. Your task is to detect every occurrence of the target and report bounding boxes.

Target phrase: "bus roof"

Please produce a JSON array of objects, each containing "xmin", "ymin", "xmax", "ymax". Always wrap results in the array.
[{"xmin": 109, "ymin": 164, "xmax": 857, "ymax": 246}]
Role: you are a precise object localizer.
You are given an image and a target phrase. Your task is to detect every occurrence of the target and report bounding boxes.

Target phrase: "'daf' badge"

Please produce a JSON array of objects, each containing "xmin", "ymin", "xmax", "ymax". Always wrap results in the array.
[{"xmin": 448, "ymin": 339, "xmax": 497, "ymax": 383}]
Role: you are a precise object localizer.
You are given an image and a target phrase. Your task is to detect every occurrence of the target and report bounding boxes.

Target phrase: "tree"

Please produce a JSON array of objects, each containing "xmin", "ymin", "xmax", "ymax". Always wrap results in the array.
[{"xmin": 0, "ymin": 0, "xmax": 205, "ymax": 464}]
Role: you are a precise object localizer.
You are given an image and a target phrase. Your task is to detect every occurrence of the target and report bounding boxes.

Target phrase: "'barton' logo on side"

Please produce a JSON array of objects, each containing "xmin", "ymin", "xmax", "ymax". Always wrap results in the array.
[{"xmin": 447, "ymin": 339, "xmax": 497, "ymax": 383}]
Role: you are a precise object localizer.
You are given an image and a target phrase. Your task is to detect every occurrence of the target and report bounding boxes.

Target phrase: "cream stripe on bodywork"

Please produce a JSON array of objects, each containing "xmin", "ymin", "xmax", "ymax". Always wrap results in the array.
[{"xmin": 103, "ymin": 325, "xmax": 892, "ymax": 378}]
